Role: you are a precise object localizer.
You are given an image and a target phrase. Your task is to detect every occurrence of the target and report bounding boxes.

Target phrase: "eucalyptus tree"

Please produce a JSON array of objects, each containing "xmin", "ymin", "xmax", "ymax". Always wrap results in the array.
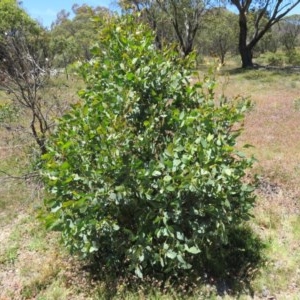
[
  {"xmin": 50, "ymin": 4, "xmax": 111, "ymax": 69},
  {"xmin": 279, "ymin": 15, "xmax": 300, "ymax": 51},
  {"xmin": 231, "ymin": 0, "xmax": 300, "ymax": 67},
  {"xmin": 198, "ymin": 8, "xmax": 238, "ymax": 64},
  {"xmin": 158, "ymin": 0, "xmax": 208, "ymax": 56},
  {"xmin": 119, "ymin": 0, "xmax": 209, "ymax": 56},
  {"xmin": 42, "ymin": 15, "xmax": 258, "ymax": 280}
]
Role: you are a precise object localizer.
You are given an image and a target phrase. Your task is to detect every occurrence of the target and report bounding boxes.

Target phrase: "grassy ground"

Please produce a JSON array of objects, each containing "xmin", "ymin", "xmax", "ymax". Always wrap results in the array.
[
  {"xmin": 217, "ymin": 64, "xmax": 300, "ymax": 299},
  {"xmin": 0, "ymin": 62, "xmax": 300, "ymax": 299}
]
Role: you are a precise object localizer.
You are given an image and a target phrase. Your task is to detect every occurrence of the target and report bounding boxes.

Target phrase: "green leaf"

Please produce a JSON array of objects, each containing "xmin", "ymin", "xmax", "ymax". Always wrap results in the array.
[
  {"xmin": 173, "ymin": 159, "xmax": 181, "ymax": 167},
  {"xmin": 152, "ymin": 170, "xmax": 162, "ymax": 176},
  {"xmin": 61, "ymin": 161, "xmax": 70, "ymax": 170},
  {"xmin": 166, "ymin": 250, "xmax": 177, "ymax": 259},
  {"xmin": 224, "ymin": 168, "xmax": 232, "ymax": 176},
  {"xmin": 73, "ymin": 174, "xmax": 80, "ymax": 181},
  {"xmin": 163, "ymin": 175, "xmax": 172, "ymax": 182},
  {"xmin": 176, "ymin": 231, "xmax": 185, "ymax": 240},
  {"xmin": 51, "ymin": 203, "xmax": 61, "ymax": 213},
  {"xmin": 224, "ymin": 199, "xmax": 231, "ymax": 208},
  {"xmin": 112, "ymin": 224, "xmax": 120, "ymax": 231},
  {"xmin": 139, "ymin": 253, "xmax": 145, "ymax": 262},
  {"xmin": 166, "ymin": 146, "xmax": 174, "ymax": 158},
  {"xmin": 126, "ymin": 73, "xmax": 135, "ymax": 81},
  {"xmin": 177, "ymin": 254, "xmax": 192, "ymax": 269},
  {"xmin": 207, "ymin": 134, "xmax": 214, "ymax": 142},
  {"xmin": 185, "ymin": 245, "xmax": 201, "ymax": 254},
  {"xmin": 166, "ymin": 185, "xmax": 175, "ymax": 192},
  {"xmin": 179, "ymin": 111, "xmax": 185, "ymax": 120},
  {"xmin": 135, "ymin": 265, "xmax": 143, "ymax": 278},
  {"xmin": 201, "ymin": 139, "xmax": 207, "ymax": 148},
  {"xmin": 89, "ymin": 245, "xmax": 99, "ymax": 253}
]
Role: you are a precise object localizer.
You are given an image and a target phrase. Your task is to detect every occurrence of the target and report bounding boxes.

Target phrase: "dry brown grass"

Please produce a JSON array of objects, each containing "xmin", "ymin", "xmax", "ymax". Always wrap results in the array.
[
  {"xmin": 225, "ymin": 69, "xmax": 300, "ymax": 200},
  {"xmin": 0, "ymin": 76, "xmax": 89, "ymax": 300},
  {"xmin": 217, "ymin": 67, "xmax": 300, "ymax": 298}
]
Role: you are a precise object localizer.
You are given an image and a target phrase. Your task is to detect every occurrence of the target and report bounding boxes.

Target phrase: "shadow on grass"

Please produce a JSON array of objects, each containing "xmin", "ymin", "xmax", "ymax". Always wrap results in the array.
[
  {"xmin": 200, "ymin": 225, "xmax": 266, "ymax": 298},
  {"xmin": 80, "ymin": 225, "xmax": 266, "ymax": 299},
  {"xmin": 221, "ymin": 64, "xmax": 300, "ymax": 77}
]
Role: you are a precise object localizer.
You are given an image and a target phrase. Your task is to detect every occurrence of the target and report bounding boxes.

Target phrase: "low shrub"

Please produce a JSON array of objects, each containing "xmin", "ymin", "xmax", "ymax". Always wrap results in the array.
[
  {"xmin": 0, "ymin": 102, "xmax": 19, "ymax": 124},
  {"xmin": 266, "ymin": 53, "xmax": 285, "ymax": 66},
  {"xmin": 286, "ymin": 50, "xmax": 300, "ymax": 65}
]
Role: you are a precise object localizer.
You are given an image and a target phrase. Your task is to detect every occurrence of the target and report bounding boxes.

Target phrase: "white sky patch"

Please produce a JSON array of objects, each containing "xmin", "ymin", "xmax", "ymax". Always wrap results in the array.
[{"xmin": 30, "ymin": 8, "xmax": 57, "ymax": 17}]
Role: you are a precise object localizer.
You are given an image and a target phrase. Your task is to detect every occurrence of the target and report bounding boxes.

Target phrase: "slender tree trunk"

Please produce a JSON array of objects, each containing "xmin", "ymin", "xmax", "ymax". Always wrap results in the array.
[
  {"xmin": 63, "ymin": 52, "xmax": 69, "ymax": 80},
  {"xmin": 220, "ymin": 52, "xmax": 225, "ymax": 65},
  {"xmin": 183, "ymin": 40, "xmax": 194, "ymax": 57}
]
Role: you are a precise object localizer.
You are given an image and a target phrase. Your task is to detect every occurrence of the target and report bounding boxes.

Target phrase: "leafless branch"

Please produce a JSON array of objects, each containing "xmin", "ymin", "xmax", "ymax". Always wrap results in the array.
[
  {"xmin": 0, "ymin": 29, "xmax": 53, "ymax": 155},
  {"xmin": 0, "ymin": 169, "xmax": 40, "ymax": 182}
]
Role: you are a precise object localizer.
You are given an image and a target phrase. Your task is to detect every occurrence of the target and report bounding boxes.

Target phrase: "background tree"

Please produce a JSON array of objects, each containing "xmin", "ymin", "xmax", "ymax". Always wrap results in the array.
[
  {"xmin": 253, "ymin": 29, "xmax": 279, "ymax": 54},
  {"xmin": 0, "ymin": 0, "xmax": 66, "ymax": 155},
  {"xmin": 0, "ymin": 0, "xmax": 31, "ymax": 34},
  {"xmin": 198, "ymin": 8, "xmax": 238, "ymax": 64},
  {"xmin": 243, "ymin": 9, "xmax": 279, "ymax": 56},
  {"xmin": 50, "ymin": 4, "xmax": 111, "ymax": 69},
  {"xmin": 119, "ymin": 0, "xmax": 173, "ymax": 49},
  {"xmin": 120, "ymin": 0, "xmax": 209, "ymax": 56},
  {"xmin": 278, "ymin": 15, "xmax": 300, "ymax": 52},
  {"xmin": 231, "ymin": 0, "xmax": 300, "ymax": 67},
  {"xmin": 156, "ymin": 0, "xmax": 208, "ymax": 56}
]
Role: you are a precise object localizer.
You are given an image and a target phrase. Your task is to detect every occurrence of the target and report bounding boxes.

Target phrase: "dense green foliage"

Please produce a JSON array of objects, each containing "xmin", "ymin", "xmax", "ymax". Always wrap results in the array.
[
  {"xmin": 42, "ymin": 16, "xmax": 256, "ymax": 278},
  {"xmin": 0, "ymin": 0, "xmax": 35, "ymax": 34}
]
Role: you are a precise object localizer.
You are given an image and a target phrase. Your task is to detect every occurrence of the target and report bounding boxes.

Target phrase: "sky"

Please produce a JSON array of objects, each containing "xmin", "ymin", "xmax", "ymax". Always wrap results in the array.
[
  {"xmin": 21, "ymin": 0, "xmax": 119, "ymax": 28},
  {"xmin": 21, "ymin": 0, "xmax": 300, "ymax": 29}
]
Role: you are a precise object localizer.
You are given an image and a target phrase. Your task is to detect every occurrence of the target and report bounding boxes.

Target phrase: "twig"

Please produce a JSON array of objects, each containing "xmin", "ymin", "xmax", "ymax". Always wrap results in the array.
[{"xmin": 0, "ymin": 170, "xmax": 40, "ymax": 182}]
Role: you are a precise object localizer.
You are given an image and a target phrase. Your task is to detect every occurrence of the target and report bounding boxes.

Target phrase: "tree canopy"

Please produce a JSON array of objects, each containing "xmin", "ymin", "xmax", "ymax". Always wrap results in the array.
[
  {"xmin": 120, "ymin": 0, "xmax": 209, "ymax": 56},
  {"xmin": 50, "ymin": 4, "xmax": 111, "ymax": 68},
  {"xmin": 0, "ymin": 0, "xmax": 38, "ymax": 34},
  {"xmin": 120, "ymin": 0, "xmax": 300, "ymax": 67},
  {"xmin": 231, "ymin": 0, "xmax": 300, "ymax": 67}
]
